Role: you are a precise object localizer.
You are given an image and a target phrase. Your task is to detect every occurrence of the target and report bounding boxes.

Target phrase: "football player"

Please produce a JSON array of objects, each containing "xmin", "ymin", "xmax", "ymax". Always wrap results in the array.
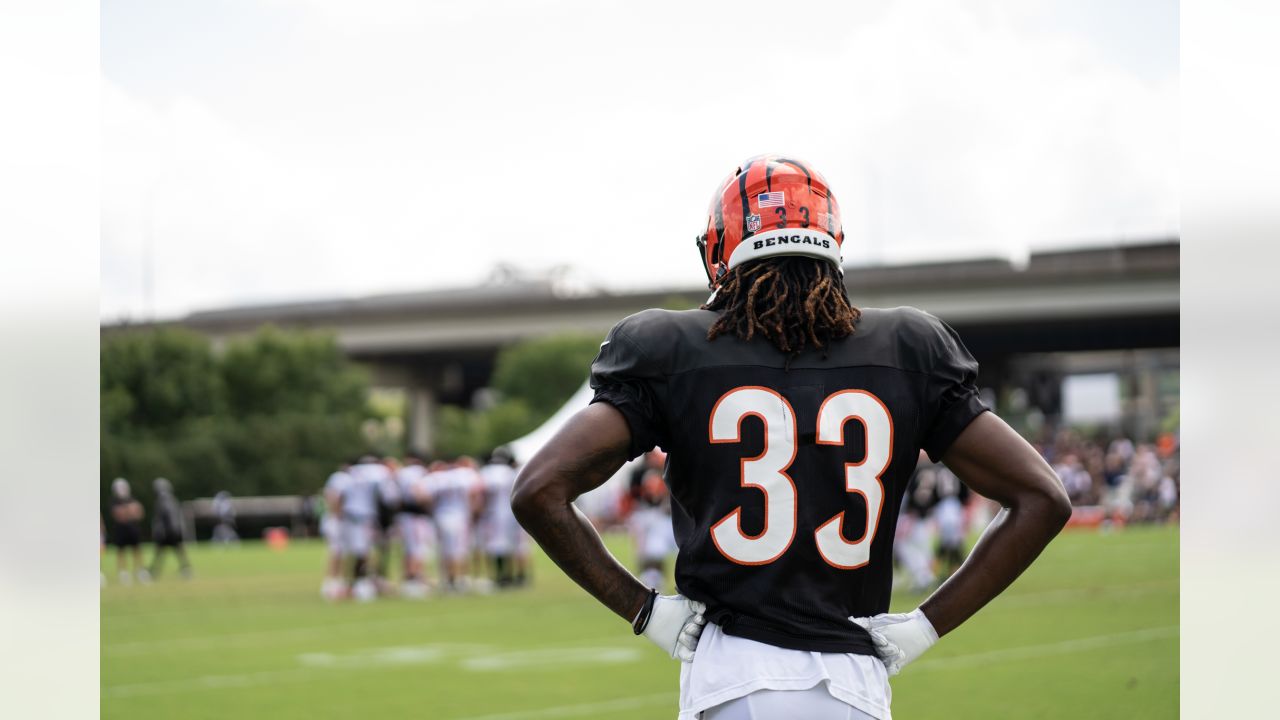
[
  {"xmin": 479, "ymin": 447, "xmax": 525, "ymax": 588},
  {"xmin": 108, "ymin": 478, "xmax": 148, "ymax": 585},
  {"xmin": 433, "ymin": 457, "xmax": 481, "ymax": 592},
  {"xmin": 896, "ymin": 465, "xmax": 940, "ymax": 594},
  {"xmin": 343, "ymin": 455, "xmax": 387, "ymax": 602},
  {"xmin": 320, "ymin": 462, "xmax": 353, "ymax": 600},
  {"xmin": 211, "ymin": 490, "xmax": 239, "ymax": 544},
  {"xmin": 932, "ymin": 463, "xmax": 970, "ymax": 578},
  {"xmin": 628, "ymin": 450, "xmax": 678, "ymax": 592},
  {"xmin": 396, "ymin": 454, "xmax": 435, "ymax": 598},
  {"xmin": 373, "ymin": 456, "xmax": 403, "ymax": 596},
  {"xmin": 513, "ymin": 155, "xmax": 1072, "ymax": 719},
  {"xmin": 148, "ymin": 477, "xmax": 192, "ymax": 579}
]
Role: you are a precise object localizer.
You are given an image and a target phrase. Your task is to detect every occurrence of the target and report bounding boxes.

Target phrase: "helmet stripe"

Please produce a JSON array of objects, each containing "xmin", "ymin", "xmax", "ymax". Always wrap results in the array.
[
  {"xmin": 737, "ymin": 158, "xmax": 758, "ymax": 239},
  {"xmin": 775, "ymin": 157, "xmax": 812, "ymax": 189},
  {"xmin": 713, "ymin": 183, "xmax": 726, "ymax": 253}
]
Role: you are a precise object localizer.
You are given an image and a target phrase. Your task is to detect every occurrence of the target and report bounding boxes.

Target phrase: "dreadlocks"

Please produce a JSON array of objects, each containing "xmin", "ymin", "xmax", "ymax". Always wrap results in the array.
[{"xmin": 703, "ymin": 256, "xmax": 860, "ymax": 356}]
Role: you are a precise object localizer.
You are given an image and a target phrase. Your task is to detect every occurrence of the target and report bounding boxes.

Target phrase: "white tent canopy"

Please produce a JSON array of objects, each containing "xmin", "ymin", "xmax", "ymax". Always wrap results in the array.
[
  {"xmin": 508, "ymin": 381, "xmax": 595, "ymax": 465},
  {"xmin": 506, "ymin": 381, "xmax": 641, "ymax": 522}
]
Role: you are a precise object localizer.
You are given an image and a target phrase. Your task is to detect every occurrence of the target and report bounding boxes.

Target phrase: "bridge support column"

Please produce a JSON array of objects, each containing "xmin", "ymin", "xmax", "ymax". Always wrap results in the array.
[{"xmin": 408, "ymin": 385, "xmax": 437, "ymax": 455}]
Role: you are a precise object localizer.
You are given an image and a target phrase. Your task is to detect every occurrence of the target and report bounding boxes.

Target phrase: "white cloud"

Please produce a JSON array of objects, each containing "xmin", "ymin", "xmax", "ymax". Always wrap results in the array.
[
  {"xmin": 101, "ymin": 0, "xmax": 1178, "ymax": 319},
  {"xmin": 825, "ymin": 0, "xmax": 1178, "ymax": 263}
]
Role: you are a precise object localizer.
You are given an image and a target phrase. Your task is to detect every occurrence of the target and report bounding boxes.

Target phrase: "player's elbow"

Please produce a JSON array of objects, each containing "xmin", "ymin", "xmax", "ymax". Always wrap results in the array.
[
  {"xmin": 1034, "ymin": 472, "xmax": 1074, "ymax": 532},
  {"xmin": 1050, "ymin": 491, "xmax": 1074, "ymax": 530},
  {"xmin": 510, "ymin": 466, "xmax": 559, "ymax": 526}
]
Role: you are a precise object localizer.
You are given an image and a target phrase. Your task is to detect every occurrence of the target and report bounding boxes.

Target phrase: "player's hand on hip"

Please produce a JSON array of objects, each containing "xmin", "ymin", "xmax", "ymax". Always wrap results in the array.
[
  {"xmin": 638, "ymin": 594, "xmax": 707, "ymax": 662},
  {"xmin": 850, "ymin": 608, "xmax": 938, "ymax": 676}
]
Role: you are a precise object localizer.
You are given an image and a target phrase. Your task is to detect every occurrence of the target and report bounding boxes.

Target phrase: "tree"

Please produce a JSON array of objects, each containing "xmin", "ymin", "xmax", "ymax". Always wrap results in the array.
[
  {"xmin": 100, "ymin": 326, "xmax": 372, "ymax": 510},
  {"xmin": 100, "ymin": 327, "xmax": 222, "ymax": 435},
  {"xmin": 221, "ymin": 326, "xmax": 368, "ymax": 419},
  {"xmin": 490, "ymin": 333, "xmax": 601, "ymax": 417},
  {"xmin": 436, "ymin": 332, "xmax": 601, "ymax": 457}
]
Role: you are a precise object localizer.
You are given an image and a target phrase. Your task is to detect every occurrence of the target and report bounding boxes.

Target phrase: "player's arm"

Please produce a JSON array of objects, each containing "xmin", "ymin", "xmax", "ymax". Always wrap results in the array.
[
  {"xmin": 512, "ymin": 402, "xmax": 705, "ymax": 660},
  {"xmin": 324, "ymin": 488, "xmax": 343, "ymax": 519},
  {"xmin": 853, "ymin": 412, "xmax": 1070, "ymax": 675},
  {"xmin": 921, "ymin": 412, "xmax": 1072, "ymax": 635},
  {"xmin": 512, "ymin": 402, "xmax": 646, "ymax": 621},
  {"xmin": 470, "ymin": 477, "xmax": 486, "ymax": 518},
  {"xmin": 413, "ymin": 484, "xmax": 434, "ymax": 513}
]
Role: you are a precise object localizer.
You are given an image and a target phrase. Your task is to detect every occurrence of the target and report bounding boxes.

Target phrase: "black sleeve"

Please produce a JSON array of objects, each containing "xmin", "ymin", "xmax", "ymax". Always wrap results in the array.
[
  {"xmin": 919, "ymin": 314, "xmax": 989, "ymax": 462},
  {"xmin": 589, "ymin": 320, "xmax": 667, "ymax": 461}
]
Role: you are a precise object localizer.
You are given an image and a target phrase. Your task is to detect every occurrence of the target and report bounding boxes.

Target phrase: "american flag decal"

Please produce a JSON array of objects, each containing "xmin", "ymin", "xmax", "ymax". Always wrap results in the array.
[{"xmin": 756, "ymin": 191, "xmax": 785, "ymax": 208}]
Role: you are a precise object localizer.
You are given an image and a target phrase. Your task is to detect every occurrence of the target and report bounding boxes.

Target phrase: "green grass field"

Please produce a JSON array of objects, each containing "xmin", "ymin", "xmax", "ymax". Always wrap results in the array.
[{"xmin": 102, "ymin": 526, "xmax": 1178, "ymax": 719}]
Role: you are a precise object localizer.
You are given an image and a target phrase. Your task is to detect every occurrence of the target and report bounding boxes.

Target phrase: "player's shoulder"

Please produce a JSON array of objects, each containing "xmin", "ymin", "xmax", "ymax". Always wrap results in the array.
[
  {"xmin": 609, "ymin": 308, "xmax": 716, "ymax": 346},
  {"xmin": 858, "ymin": 305, "xmax": 950, "ymax": 338},
  {"xmin": 842, "ymin": 306, "xmax": 967, "ymax": 373},
  {"xmin": 597, "ymin": 308, "xmax": 718, "ymax": 376}
]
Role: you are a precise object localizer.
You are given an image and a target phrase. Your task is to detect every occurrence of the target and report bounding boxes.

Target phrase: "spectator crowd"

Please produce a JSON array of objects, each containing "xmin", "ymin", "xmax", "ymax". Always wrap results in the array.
[{"xmin": 1035, "ymin": 429, "xmax": 1180, "ymax": 525}]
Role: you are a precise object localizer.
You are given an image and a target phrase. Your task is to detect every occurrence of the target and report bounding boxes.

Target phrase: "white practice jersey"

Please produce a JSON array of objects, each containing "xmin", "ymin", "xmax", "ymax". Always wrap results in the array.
[
  {"xmin": 325, "ymin": 470, "xmax": 352, "ymax": 498},
  {"xmin": 479, "ymin": 463, "xmax": 521, "ymax": 555},
  {"xmin": 397, "ymin": 464, "xmax": 429, "ymax": 506},
  {"xmin": 479, "ymin": 463, "xmax": 517, "ymax": 524},
  {"xmin": 432, "ymin": 467, "xmax": 478, "ymax": 519},
  {"xmin": 377, "ymin": 468, "xmax": 401, "ymax": 508},
  {"xmin": 343, "ymin": 462, "xmax": 389, "ymax": 520}
]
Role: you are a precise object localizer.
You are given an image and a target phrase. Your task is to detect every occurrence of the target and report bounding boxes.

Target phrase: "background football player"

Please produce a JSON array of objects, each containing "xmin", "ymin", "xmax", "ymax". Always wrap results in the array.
[
  {"xmin": 931, "ymin": 463, "xmax": 970, "ymax": 578},
  {"xmin": 210, "ymin": 489, "xmax": 239, "ymax": 544},
  {"xmin": 343, "ymin": 454, "xmax": 386, "ymax": 602},
  {"xmin": 433, "ymin": 456, "xmax": 482, "ymax": 592},
  {"xmin": 372, "ymin": 455, "xmax": 403, "ymax": 596},
  {"xmin": 897, "ymin": 464, "xmax": 941, "ymax": 594},
  {"xmin": 148, "ymin": 477, "xmax": 192, "ymax": 579},
  {"xmin": 513, "ymin": 155, "xmax": 1072, "ymax": 719},
  {"xmin": 320, "ymin": 461, "xmax": 353, "ymax": 600},
  {"xmin": 479, "ymin": 446, "xmax": 523, "ymax": 588},
  {"xmin": 628, "ymin": 449, "xmax": 677, "ymax": 593},
  {"xmin": 396, "ymin": 453, "xmax": 435, "ymax": 598},
  {"xmin": 108, "ymin": 478, "xmax": 148, "ymax": 585}
]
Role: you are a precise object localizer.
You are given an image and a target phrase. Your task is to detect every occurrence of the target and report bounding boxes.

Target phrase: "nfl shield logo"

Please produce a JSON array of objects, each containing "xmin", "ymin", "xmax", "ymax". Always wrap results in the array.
[{"xmin": 746, "ymin": 214, "xmax": 761, "ymax": 232}]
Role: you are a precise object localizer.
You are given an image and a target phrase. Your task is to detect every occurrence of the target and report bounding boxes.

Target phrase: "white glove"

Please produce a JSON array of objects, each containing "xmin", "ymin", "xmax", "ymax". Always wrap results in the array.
[
  {"xmin": 850, "ymin": 608, "xmax": 938, "ymax": 676},
  {"xmin": 639, "ymin": 594, "xmax": 707, "ymax": 662}
]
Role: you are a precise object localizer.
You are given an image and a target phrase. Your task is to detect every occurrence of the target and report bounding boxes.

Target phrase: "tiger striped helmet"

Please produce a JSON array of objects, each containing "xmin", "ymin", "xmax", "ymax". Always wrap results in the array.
[{"xmin": 695, "ymin": 155, "xmax": 844, "ymax": 289}]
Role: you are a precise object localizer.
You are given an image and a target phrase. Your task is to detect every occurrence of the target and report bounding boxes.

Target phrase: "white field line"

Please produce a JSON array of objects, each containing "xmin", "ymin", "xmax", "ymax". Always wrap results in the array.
[
  {"xmin": 441, "ymin": 625, "xmax": 1180, "ymax": 720},
  {"xmin": 103, "ymin": 625, "xmax": 1178, "ymax": 703},
  {"xmin": 104, "ymin": 579, "xmax": 1176, "ymax": 658},
  {"xmin": 910, "ymin": 625, "xmax": 1178, "ymax": 672},
  {"xmin": 104, "ymin": 667, "xmax": 316, "ymax": 699},
  {"xmin": 446, "ymin": 692, "xmax": 674, "ymax": 720},
  {"xmin": 104, "ymin": 639, "xmax": 629, "ymax": 699},
  {"xmin": 993, "ymin": 578, "xmax": 1178, "ymax": 608},
  {"xmin": 104, "ymin": 606, "xmax": 512, "ymax": 656}
]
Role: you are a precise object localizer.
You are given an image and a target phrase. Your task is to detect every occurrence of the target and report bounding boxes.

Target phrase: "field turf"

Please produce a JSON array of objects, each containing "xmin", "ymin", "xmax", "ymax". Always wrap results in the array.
[{"xmin": 102, "ymin": 526, "xmax": 1178, "ymax": 719}]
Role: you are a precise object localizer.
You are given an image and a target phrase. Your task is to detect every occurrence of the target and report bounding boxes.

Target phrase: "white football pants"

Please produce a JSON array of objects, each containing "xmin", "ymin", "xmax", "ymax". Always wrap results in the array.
[{"xmin": 703, "ymin": 687, "xmax": 879, "ymax": 720}]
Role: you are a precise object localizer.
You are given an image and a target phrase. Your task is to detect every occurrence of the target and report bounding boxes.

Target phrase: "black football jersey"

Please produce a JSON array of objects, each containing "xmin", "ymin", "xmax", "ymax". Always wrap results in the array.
[{"xmin": 589, "ymin": 306, "xmax": 988, "ymax": 654}]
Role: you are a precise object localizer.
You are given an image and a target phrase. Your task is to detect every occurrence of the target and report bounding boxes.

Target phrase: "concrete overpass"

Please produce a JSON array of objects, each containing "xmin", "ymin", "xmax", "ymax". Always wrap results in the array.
[{"xmin": 109, "ymin": 239, "xmax": 1179, "ymax": 450}]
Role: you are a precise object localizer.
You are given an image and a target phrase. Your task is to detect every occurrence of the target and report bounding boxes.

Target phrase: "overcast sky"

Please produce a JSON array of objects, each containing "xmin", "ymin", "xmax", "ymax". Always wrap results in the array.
[{"xmin": 101, "ymin": 0, "xmax": 1178, "ymax": 321}]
